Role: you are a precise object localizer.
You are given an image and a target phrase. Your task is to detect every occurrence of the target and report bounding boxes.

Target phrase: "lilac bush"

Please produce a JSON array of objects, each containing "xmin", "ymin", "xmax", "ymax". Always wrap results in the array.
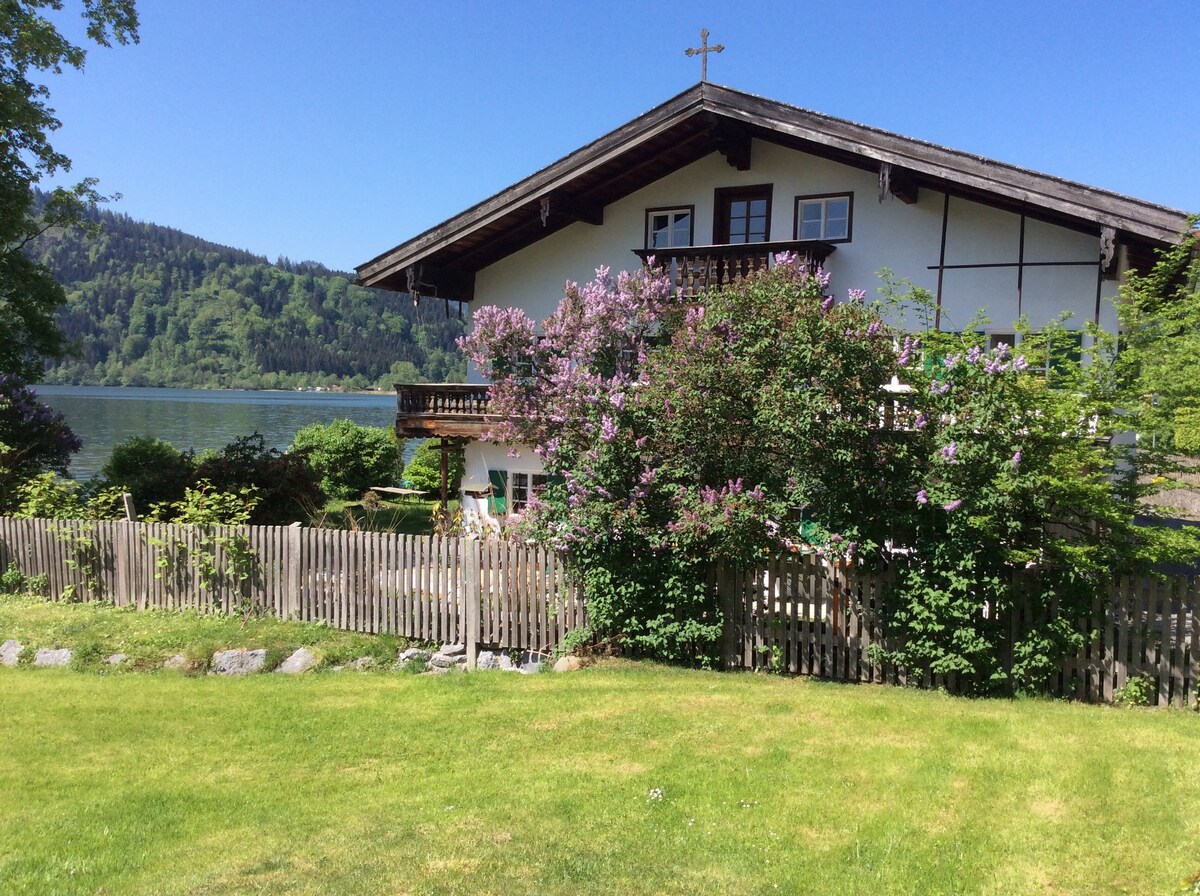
[
  {"xmin": 463, "ymin": 259, "xmax": 910, "ymax": 662},
  {"xmin": 0, "ymin": 374, "xmax": 82, "ymax": 513}
]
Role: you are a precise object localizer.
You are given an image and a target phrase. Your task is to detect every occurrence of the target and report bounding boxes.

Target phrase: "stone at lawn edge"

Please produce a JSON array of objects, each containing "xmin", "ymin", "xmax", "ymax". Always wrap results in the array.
[
  {"xmin": 429, "ymin": 653, "xmax": 456, "ymax": 669},
  {"xmin": 398, "ymin": 648, "xmax": 431, "ymax": 664},
  {"xmin": 346, "ymin": 656, "xmax": 376, "ymax": 671},
  {"xmin": 0, "ymin": 639, "xmax": 21, "ymax": 666},
  {"xmin": 210, "ymin": 648, "xmax": 267, "ymax": 676},
  {"xmin": 439, "ymin": 643, "xmax": 466, "ymax": 657},
  {"xmin": 163, "ymin": 654, "xmax": 187, "ymax": 670},
  {"xmin": 553, "ymin": 655, "xmax": 583, "ymax": 673},
  {"xmin": 518, "ymin": 661, "xmax": 542, "ymax": 675},
  {"xmin": 105, "ymin": 653, "xmax": 129, "ymax": 666},
  {"xmin": 277, "ymin": 647, "xmax": 319, "ymax": 674},
  {"xmin": 34, "ymin": 647, "xmax": 73, "ymax": 667},
  {"xmin": 498, "ymin": 654, "xmax": 515, "ymax": 671},
  {"xmin": 477, "ymin": 650, "xmax": 499, "ymax": 670}
]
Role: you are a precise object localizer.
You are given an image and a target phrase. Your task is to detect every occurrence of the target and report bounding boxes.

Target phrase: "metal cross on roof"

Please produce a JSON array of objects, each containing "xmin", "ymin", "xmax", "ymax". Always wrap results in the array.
[{"xmin": 685, "ymin": 28, "xmax": 724, "ymax": 82}]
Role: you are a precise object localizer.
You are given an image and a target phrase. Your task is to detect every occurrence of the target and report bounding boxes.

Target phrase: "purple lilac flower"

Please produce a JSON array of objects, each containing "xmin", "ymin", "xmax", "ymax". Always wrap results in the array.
[
  {"xmin": 943, "ymin": 499, "xmax": 962, "ymax": 512},
  {"xmin": 931, "ymin": 381, "xmax": 950, "ymax": 395},
  {"xmin": 866, "ymin": 320, "xmax": 881, "ymax": 337},
  {"xmin": 940, "ymin": 442, "xmax": 958, "ymax": 463},
  {"xmin": 916, "ymin": 489, "xmax": 928, "ymax": 505},
  {"xmin": 915, "ymin": 412, "xmax": 928, "ymax": 430},
  {"xmin": 847, "ymin": 288, "xmax": 867, "ymax": 302},
  {"xmin": 1012, "ymin": 355, "xmax": 1029, "ymax": 372},
  {"xmin": 966, "ymin": 345, "xmax": 983, "ymax": 364},
  {"xmin": 600, "ymin": 416, "xmax": 618, "ymax": 443},
  {"xmin": 1012, "ymin": 450, "xmax": 1022, "ymax": 468},
  {"xmin": 821, "ymin": 295, "xmax": 835, "ymax": 313}
]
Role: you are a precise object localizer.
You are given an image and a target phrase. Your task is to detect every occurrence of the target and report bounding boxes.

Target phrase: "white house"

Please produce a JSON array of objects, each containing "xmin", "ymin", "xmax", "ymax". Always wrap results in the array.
[{"xmin": 357, "ymin": 83, "xmax": 1192, "ymax": 522}]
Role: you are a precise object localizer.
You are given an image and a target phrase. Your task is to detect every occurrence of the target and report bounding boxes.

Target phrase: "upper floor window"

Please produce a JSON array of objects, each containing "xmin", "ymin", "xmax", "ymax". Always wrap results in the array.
[
  {"xmin": 645, "ymin": 207, "xmax": 694, "ymax": 250},
  {"xmin": 714, "ymin": 185, "xmax": 773, "ymax": 244},
  {"xmin": 795, "ymin": 193, "xmax": 853, "ymax": 242}
]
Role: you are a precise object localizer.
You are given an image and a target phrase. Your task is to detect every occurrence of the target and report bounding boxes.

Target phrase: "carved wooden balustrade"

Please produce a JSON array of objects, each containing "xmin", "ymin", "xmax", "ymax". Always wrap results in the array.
[
  {"xmin": 394, "ymin": 383, "xmax": 494, "ymax": 438},
  {"xmin": 632, "ymin": 239, "xmax": 836, "ymax": 298}
]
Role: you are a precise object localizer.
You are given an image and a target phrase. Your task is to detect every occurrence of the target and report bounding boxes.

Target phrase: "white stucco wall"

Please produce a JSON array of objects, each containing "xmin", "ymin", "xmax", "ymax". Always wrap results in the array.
[
  {"xmin": 461, "ymin": 138, "xmax": 1118, "ymax": 495},
  {"xmin": 470, "ymin": 138, "xmax": 1112, "ymax": 360}
]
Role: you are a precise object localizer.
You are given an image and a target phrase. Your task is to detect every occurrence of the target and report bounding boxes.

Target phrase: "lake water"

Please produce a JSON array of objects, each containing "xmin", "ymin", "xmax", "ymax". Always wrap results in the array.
[{"xmin": 36, "ymin": 385, "xmax": 402, "ymax": 481}]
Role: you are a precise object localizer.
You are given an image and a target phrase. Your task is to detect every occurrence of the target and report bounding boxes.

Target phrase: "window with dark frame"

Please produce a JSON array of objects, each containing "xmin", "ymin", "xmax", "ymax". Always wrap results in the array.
[
  {"xmin": 794, "ymin": 193, "xmax": 852, "ymax": 242},
  {"xmin": 645, "ymin": 206, "xmax": 694, "ymax": 250},
  {"xmin": 714, "ymin": 184, "xmax": 772, "ymax": 244}
]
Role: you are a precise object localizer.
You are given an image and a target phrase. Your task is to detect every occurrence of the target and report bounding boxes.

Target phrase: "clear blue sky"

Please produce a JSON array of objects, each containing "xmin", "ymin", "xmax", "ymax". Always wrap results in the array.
[{"xmin": 43, "ymin": 0, "xmax": 1199, "ymax": 274}]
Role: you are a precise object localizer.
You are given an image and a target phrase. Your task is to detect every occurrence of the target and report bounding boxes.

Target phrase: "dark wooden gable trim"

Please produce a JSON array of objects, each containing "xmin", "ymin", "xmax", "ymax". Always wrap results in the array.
[{"xmin": 357, "ymin": 82, "xmax": 1191, "ymax": 297}]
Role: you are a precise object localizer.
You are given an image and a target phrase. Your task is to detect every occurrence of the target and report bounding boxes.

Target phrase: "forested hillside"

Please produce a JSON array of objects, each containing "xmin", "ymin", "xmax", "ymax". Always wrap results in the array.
[{"xmin": 32, "ymin": 199, "xmax": 466, "ymax": 390}]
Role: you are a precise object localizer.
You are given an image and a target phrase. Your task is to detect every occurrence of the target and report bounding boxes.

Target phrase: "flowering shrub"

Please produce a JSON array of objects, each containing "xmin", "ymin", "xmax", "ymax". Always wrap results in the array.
[
  {"xmin": 466, "ymin": 256, "xmax": 1198, "ymax": 682},
  {"xmin": 463, "ymin": 259, "xmax": 907, "ymax": 663},
  {"xmin": 0, "ymin": 374, "xmax": 82, "ymax": 513},
  {"xmin": 890, "ymin": 322, "xmax": 1199, "ymax": 693}
]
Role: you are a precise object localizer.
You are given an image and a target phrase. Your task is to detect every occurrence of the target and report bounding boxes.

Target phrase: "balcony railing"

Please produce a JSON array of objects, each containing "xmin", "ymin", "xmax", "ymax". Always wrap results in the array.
[
  {"xmin": 394, "ymin": 383, "xmax": 494, "ymax": 439},
  {"xmin": 632, "ymin": 239, "xmax": 836, "ymax": 298}
]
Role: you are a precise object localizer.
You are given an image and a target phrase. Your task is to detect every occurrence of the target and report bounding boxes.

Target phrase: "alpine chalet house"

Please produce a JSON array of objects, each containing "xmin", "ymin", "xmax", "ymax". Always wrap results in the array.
[{"xmin": 357, "ymin": 83, "xmax": 1191, "ymax": 527}]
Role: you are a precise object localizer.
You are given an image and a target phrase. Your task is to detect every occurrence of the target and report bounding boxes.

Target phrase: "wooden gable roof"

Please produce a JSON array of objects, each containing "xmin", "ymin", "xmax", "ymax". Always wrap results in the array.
[{"xmin": 357, "ymin": 83, "xmax": 1192, "ymax": 299}]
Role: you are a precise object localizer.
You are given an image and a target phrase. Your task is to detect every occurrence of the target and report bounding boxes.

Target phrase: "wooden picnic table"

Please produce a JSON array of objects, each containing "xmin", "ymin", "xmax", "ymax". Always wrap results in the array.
[{"xmin": 369, "ymin": 487, "xmax": 429, "ymax": 502}]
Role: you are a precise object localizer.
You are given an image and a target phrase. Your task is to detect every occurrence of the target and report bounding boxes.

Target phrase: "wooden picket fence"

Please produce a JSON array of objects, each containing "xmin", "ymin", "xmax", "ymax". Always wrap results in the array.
[
  {"xmin": 2, "ymin": 516, "xmax": 1196, "ymax": 704},
  {"xmin": 0, "ymin": 517, "xmax": 585, "ymax": 655},
  {"xmin": 715, "ymin": 553, "xmax": 1200, "ymax": 707}
]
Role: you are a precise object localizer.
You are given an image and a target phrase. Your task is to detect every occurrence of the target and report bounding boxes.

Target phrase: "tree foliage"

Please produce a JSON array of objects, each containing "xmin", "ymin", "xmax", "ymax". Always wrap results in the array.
[
  {"xmin": 290, "ymin": 420, "xmax": 400, "ymax": 501},
  {"xmin": 1116, "ymin": 222, "xmax": 1200, "ymax": 452},
  {"xmin": 0, "ymin": 1, "xmax": 138, "ymax": 379},
  {"xmin": 31, "ymin": 198, "xmax": 467, "ymax": 389}
]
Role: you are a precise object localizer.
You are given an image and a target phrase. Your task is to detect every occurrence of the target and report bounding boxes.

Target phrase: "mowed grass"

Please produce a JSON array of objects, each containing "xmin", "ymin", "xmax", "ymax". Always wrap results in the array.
[{"xmin": 1, "ymin": 603, "xmax": 1198, "ymax": 894}]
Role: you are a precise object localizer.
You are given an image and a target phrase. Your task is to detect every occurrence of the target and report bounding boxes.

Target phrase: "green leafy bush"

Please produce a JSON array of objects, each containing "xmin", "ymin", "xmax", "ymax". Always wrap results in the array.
[
  {"xmin": 194, "ymin": 433, "xmax": 322, "ymax": 525},
  {"xmin": 402, "ymin": 439, "xmax": 463, "ymax": 495},
  {"xmin": 290, "ymin": 420, "xmax": 400, "ymax": 500},
  {"xmin": 99, "ymin": 435, "xmax": 195, "ymax": 516}
]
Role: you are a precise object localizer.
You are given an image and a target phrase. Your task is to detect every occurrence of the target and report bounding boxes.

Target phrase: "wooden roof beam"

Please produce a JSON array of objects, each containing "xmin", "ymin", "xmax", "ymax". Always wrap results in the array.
[
  {"xmin": 405, "ymin": 263, "xmax": 476, "ymax": 303},
  {"xmin": 535, "ymin": 191, "xmax": 604, "ymax": 228},
  {"xmin": 706, "ymin": 114, "xmax": 752, "ymax": 170},
  {"xmin": 880, "ymin": 162, "xmax": 919, "ymax": 205}
]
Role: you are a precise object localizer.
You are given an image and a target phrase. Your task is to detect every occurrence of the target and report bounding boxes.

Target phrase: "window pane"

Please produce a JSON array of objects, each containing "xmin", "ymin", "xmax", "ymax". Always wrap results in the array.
[
  {"xmin": 672, "ymin": 212, "xmax": 691, "ymax": 246},
  {"xmin": 800, "ymin": 219, "xmax": 822, "ymax": 240},
  {"xmin": 748, "ymin": 216, "xmax": 767, "ymax": 242},
  {"xmin": 826, "ymin": 198, "xmax": 848, "ymax": 220},
  {"xmin": 729, "ymin": 218, "xmax": 746, "ymax": 240},
  {"xmin": 749, "ymin": 199, "xmax": 767, "ymax": 216},
  {"xmin": 730, "ymin": 200, "xmax": 747, "ymax": 218},
  {"xmin": 824, "ymin": 216, "xmax": 847, "ymax": 239},
  {"xmin": 801, "ymin": 202, "xmax": 822, "ymax": 223}
]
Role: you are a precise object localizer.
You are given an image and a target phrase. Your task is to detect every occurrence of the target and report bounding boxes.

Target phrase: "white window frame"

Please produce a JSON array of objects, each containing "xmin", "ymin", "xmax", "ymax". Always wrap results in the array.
[
  {"xmin": 645, "ymin": 207, "xmax": 695, "ymax": 250},
  {"xmin": 795, "ymin": 193, "xmax": 853, "ymax": 242},
  {"xmin": 510, "ymin": 472, "xmax": 549, "ymax": 514}
]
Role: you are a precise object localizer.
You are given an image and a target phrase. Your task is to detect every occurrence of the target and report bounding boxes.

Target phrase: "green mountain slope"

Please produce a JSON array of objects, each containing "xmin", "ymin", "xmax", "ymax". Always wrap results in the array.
[{"xmin": 32, "ymin": 199, "xmax": 466, "ymax": 390}]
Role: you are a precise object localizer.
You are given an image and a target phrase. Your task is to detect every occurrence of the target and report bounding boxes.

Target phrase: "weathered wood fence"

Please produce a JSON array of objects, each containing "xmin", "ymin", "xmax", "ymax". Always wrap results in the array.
[
  {"xmin": 2, "ymin": 517, "xmax": 1196, "ymax": 705},
  {"xmin": 0, "ymin": 517, "xmax": 585, "ymax": 656},
  {"xmin": 715, "ymin": 553, "xmax": 1200, "ymax": 707}
]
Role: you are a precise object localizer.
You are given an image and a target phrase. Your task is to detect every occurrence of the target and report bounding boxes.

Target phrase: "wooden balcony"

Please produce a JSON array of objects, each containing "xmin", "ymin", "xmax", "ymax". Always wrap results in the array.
[
  {"xmin": 632, "ymin": 239, "xmax": 836, "ymax": 298},
  {"xmin": 395, "ymin": 383, "xmax": 494, "ymax": 439}
]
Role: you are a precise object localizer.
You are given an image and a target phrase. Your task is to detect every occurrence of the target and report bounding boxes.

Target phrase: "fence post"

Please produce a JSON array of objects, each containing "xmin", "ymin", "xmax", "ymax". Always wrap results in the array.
[
  {"xmin": 463, "ymin": 535, "xmax": 480, "ymax": 669},
  {"xmin": 716, "ymin": 562, "xmax": 741, "ymax": 670},
  {"xmin": 287, "ymin": 522, "xmax": 302, "ymax": 620}
]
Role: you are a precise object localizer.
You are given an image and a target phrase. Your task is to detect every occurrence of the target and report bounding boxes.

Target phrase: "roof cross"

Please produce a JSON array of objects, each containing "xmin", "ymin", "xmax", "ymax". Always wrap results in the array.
[{"xmin": 685, "ymin": 28, "xmax": 723, "ymax": 82}]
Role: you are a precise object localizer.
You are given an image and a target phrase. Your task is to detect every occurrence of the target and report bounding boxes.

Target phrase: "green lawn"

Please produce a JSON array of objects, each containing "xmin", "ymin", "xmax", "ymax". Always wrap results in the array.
[
  {"xmin": 315, "ymin": 497, "xmax": 461, "ymax": 536},
  {"xmin": 1, "ymin": 598, "xmax": 1198, "ymax": 895}
]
